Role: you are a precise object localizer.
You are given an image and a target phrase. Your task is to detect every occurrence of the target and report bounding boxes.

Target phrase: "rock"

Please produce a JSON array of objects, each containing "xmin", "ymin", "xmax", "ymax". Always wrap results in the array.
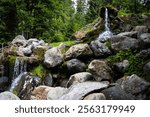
[
  {"xmin": 114, "ymin": 60, "xmax": 129, "ymax": 73},
  {"xmin": 67, "ymin": 72, "xmax": 93, "ymax": 87},
  {"xmin": 0, "ymin": 76, "xmax": 9, "ymax": 90},
  {"xmin": 90, "ymin": 41, "xmax": 111, "ymax": 57},
  {"xmin": 59, "ymin": 82, "xmax": 108, "ymax": 100},
  {"xmin": 22, "ymin": 45, "xmax": 32, "ymax": 56},
  {"xmin": 88, "ymin": 60, "xmax": 112, "ymax": 81},
  {"xmin": 136, "ymin": 48, "xmax": 150, "ymax": 59},
  {"xmin": 118, "ymin": 31, "xmax": 138, "ymax": 38},
  {"xmin": 84, "ymin": 93, "xmax": 106, "ymax": 100},
  {"xmin": 44, "ymin": 73, "xmax": 53, "ymax": 87},
  {"xmin": 31, "ymin": 86, "xmax": 52, "ymax": 100},
  {"xmin": 111, "ymin": 35, "xmax": 139, "ymax": 51},
  {"xmin": 139, "ymin": 33, "xmax": 150, "ymax": 47},
  {"xmin": 65, "ymin": 44, "xmax": 93, "ymax": 60},
  {"xmin": 101, "ymin": 84, "xmax": 134, "ymax": 100},
  {"xmin": 117, "ymin": 74, "xmax": 150, "ymax": 99},
  {"xmin": 0, "ymin": 91, "xmax": 20, "ymax": 100},
  {"xmin": 47, "ymin": 87, "xmax": 68, "ymax": 100},
  {"xmin": 143, "ymin": 62, "xmax": 150, "ymax": 77},
  {"xmin": 44, "ymin": 44, "xmax": 66, "ymax": 68},
  {"xmin": 73, "ymin": 31, "xmax": 86, "ymax": 40},
  {"xmin": 11, "ymin": 35, "xmax": 27, "ymax": 46},
  {"xmin": 134, "ymin": 26, "xmax": 148, "ymax": 34},
  {"xmin": 66, "ymin": 59, "xmax": 86, "ymax": 74},
  {"xmin": 9, "ymin": 72, "xmax": 42, "ymax": 99}
]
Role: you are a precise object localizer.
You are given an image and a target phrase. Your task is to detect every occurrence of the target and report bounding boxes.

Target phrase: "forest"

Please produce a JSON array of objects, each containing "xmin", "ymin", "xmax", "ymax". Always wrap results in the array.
[{"xmin": 0, "ymin": 0, "xmax": 150, "ymax": 44}]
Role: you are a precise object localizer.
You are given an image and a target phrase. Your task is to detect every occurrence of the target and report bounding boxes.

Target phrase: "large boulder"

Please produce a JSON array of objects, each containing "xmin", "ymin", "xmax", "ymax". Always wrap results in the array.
[
  {"xmin": 88, "ymin": 60, "xmax": 112, "ymax": 81},
  {"xmin": 66, "ymin": 59, "xmax": 86, "ymax": 75},
  {"xmin": 90, "ymin": 41, "xmax": 111, "ymax": 57},
  {"xmin": 11, "ymin": 35, "xmax": 27, "ymax": 47},
  {"xmin": 110, "ymin": 35, "xmax": 139, "ymax": 51},
  {"xmin": 84, "ymin": 93, "xmax": 106, "ymax": 100},
  {"xmin": 118, "ymin": 31, "xmax": 138, "ymax": 38},
  {"xmin": 65, "ymin": 44, "xmax": 93, "ymax": 60},
  {"xmin": 47, "ymin": 87, "xmax": 68, "ymax": 100},
  {"xmin": 117, "ymin": 74, "xmax": 150, "ymax": 99},
  {"xmin": 67, "ymin": 72, "xmax": 93, "ymax": 87},
  {"xmin": 44, "ymin": 44, "xmax": 66, "ymax": 68},
  {"xmin": 101, "ymin": 84, "xmax": 134, "ymax": 100},
  {"xmin": 59, "ymin": 82, "xmax": 108, "ymax": 100},
  {"xmin": 31, "ymin": 86, "xmax": 52, "ymax": 100},
  {"xmin": 0, "ymin": 91, "xmax": 20, "ymax": 100}
]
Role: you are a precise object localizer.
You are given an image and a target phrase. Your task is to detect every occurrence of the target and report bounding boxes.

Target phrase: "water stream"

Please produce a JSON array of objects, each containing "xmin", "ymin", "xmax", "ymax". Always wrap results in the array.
[{"xmin": 97, "ymin": 8, "xmax": 113, "ymax": 41}]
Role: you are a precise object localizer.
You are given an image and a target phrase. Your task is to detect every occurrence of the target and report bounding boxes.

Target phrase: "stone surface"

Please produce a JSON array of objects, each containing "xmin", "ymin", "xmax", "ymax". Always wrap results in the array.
[
  {"xmin": 90, "ymin": 41, "xmax": 111, "ymax": 57},
  {"xmin": 65, "ymin": 44, "xmax": 93, "ymax": 60},
  {"xmin": 110, "ymin": 35, "xmax": 139, "ymax": 51},
  {"xmin": 84, "ymin": 93, "xmax": 106, "ymax": 100},
  {"xmin": 44, "ymin": 73, "xmax": 53, "ymax": 87},
  {"xmin": 0, "ymin": 91, "xmax": 20, "ymax": 100},
  {"xmin": 47, "ymin": 87, "xmax": 68, "ymax": 100},
  {"xmin": 31, "ymin": 86, "xmax": 52, "ymax": 100},
  {"xmin": 59, "ymin": 82, "xmax": 108, "ymax": 100},
  {"xmin": 11, "ymin": 35, "xmax": 27, "ymax": 46},
  {"xmin": 117, "ymin": 74, "xmax": 150, "ymax": 99},
  {"xmin": 67, "ymin": 72, "xmax": 93, "ymax": 87},
  {"xmin": 139, "ymin": 33, "xmax": 150, "ymax": 46},
  {"xmin": 136, "ymin": 48, "xmax": 150, "ymax": 59},
  {"xmin": 101, "ymin": 84, "xmax": 134, "ymax": 100},
  {"xmin": 143, "ymin": 62, "xmax": 150, "ymax": 77},
  {"xmin": 0, "ymin": 76, "xmax": 9, "ymax": 90},
  {"xmin": 114, "ymin": 60, "xmax": 129, "ymax": 73},
  {"xmin": 22, "ymin": 45, "xmax": 32, "ymax": 56},
  {"xmin": 66, "ymin": 59, "xmax": 86, "ymax": 75},
  {"xmin": 118, "ymin": 31, "xmax": 137, "ymax": 38},
  {"xmin": 88, "ymin": 60, "xmax": 112, "ymax": 81},
  {"xmin": 44, "ymin": 44, "xmax": 66, "ymax": 68}
]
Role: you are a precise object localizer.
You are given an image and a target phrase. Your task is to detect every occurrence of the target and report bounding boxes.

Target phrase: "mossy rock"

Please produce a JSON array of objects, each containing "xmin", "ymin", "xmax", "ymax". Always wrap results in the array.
[{"xmin": 33, "ymin": 47, "xmax": 47, "ymax": 61}]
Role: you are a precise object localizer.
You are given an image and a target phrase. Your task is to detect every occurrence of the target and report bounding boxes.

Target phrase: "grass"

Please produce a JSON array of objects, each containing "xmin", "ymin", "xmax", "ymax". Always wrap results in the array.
[{"xmin": 50, "ymin": 41, "xmax": 76, "ymax": 47}]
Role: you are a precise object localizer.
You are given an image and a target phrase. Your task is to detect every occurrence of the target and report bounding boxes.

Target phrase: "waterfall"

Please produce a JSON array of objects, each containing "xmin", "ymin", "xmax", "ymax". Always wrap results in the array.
[
  {"xmin": 83, "ymin": 0, "xmax": 90, "ymax": 14},
  {"xmin": 12, "ymin": 57, "xmax": 27, "ymax": 81},
  {"xmin": 97, "ymin": 8, "xmax": 113, "ymax": 41},
  {"xmin": 72, "ymin": 0, "xmax": 78, "ymax": 14}
]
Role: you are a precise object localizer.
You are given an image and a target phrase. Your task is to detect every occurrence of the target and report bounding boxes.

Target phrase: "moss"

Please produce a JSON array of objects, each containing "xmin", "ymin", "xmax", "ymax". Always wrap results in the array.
[
  {"xmin": 105, "ymin": 40, "xmax": 111, "ymax": 49},
  {"xmin": 51, "ymin": 41, "xmax": 76, "ymax": 47},
  {"xmin": 33, "ymin": 47, "xmax": 46, "ymax": 61},
  {"xmin": 7, "ymin": 55, "xmax": 17, "ymax": 66},
  {"xmin": 31, "ymin": 65, "xmax": 46, "ymax": 78}
]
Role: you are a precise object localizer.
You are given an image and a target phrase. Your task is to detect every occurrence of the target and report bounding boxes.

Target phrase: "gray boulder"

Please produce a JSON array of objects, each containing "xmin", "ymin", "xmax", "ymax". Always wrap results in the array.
[
  {"xmin": 11, "ymin": 35, "xmax": 27, "ymax": 46},
  {"xmin": 136, "ymin": 48, "xmax": 150, "ymax": 59},
  {"xmin": 66, "ymin": 59, "xmax": 86, "ymax": 74},
  {"xmin": 139, "ymin": 33, "xmax": 150, "ymax": 46},
  {"xmin": 44, "ymin": 73, "xmax": 53, "ymax": 87},
  {"xmin": 22, "ymin": 45, "xmax": 32, "ymax": 56},
  {"xmin": 118, "ymin": 31, "xmax": 138, "ymax": 38},
  {"xmin": 143, "ymin": 62, "xmax": 150, "ymax": 77},
  {"xmin": 90, "ymin": 41, "xmax": 111, "ymax": 57},
  {"xmin": 0, "ymin": 91, "xmax": 20, "ymax": 100},
  {"xmin": 88, "ymin": 60, "xmax": 112, "ymax": 81},
  {"xmin": 0, "ymin": 76, "xmax": 9, "ymax": 90},
  {"xmin": 67, "ymin": 72, "xmax": 93, "ymax": 87},
  {"xmin": 110, "ymin": 35, "xmax": 139, "ymax": 51},
  {"xmin": 59, "ymin": 82, "xmax": 108, "ymax": 100},
  {"xmin": 65, "ymin": 44, "xmax": 93, "ymax": 60},
  {"xmin": 84, "ymin": 93, "xmax": 106, "ymax": 100},
  {"xmin": 44, "ymin": 44, "xmax": 66, "ymax": 68},
  {"xmin": 114, "ymin": 60, "xmax": 129, "ymax": 73},
  {"xmin": 117, "ymin": 74, "xmax": 150, "ymax": 99},
  {"xmin": 101, "ymin": 84, "xmax": 134, "ymax": 100},
  {"xmin": 47, "ymin": 87, "xmax": 68, "ymax": 100}
]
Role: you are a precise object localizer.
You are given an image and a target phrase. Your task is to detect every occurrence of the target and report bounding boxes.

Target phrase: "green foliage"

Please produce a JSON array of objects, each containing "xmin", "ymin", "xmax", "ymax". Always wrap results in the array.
[
  {"xmin": 31, "ymin": 65, "xmax": 46, "ymax": 78},
  {"xmin": 51, "ymin": 41, "xmax": 76, "ymax": 47}
]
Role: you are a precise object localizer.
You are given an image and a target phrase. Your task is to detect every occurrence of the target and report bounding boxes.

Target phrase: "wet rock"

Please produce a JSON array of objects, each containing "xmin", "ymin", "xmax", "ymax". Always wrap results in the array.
[
  {"xmin": 31, "ymin": 86, "xmax": 52, "ymax": 100},
  {"xmin": 117, "ymin": 74, "xmax": 150, "ymax": 99},
  {"xmin": 84, "ymin": 93, "xmax": 106, "ymax": 100},
  {"xmin": 65, "ymin": 44, "xmax": 93, "ymax": 60},
  {"xmin": 118, "ymin": 31, "xmax": 138, "ymax": 38},
  {"xmin": 66, "ymin": 59, "xmax": 86, "ymax": 74},
  {"xmin": 90, "ymin": 41, "xmax": 111, "ymax": 57},
  {"xmin": 101, "ymin": 84, "xmax": 134, "ymax": 100},
  {"xmin": 88, "ymin": 60, "xmax": 112, "ymax": 81},
  {"xmin": 67, "ymin": 72, "xmax": 93, "ymax": 87},
  {"xmin": 11, "ymin": 35, "xmax": 27, "ymax": 47},
  {"xmin": 136, "ymin": 48, "xmax": 150, "ymax": 59},
  {"xmin": 44, "ymin": 73, "xmax": 53, "ymax": 87},
  {"xmin": 59, "ymin": 82, "xmax": 108, "ymax": 100},
  {"xmin": 111, "ymin": 35, "xmax": 139, "ymax": 51},
  {"xmin": 0, "ymin": 76, "xmax": 9, "ymax": 90},
  {"xmin": 114, "ymin": 60, "xmax": 129, "ymax": 73},
  {"xmin": 0, "ymin": 91, "xmax": 20, "ymax": 100},
  {"xmin": 44, "ymin": 44, "xmax": 66, "ymax": 68},
  {"xmin": 143, "ymin": 62, "xmax": 150, "ymax": 77},
  {"xmin": 47, "ymin": 87, "xmax": 68, "ymax": 100}
]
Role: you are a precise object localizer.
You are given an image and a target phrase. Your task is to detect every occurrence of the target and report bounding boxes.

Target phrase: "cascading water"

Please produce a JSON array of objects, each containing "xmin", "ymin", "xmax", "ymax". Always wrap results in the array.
[
  {"xmin": 72, "ymin": 0, "xmax": 78, "ymax": 14},
  {"xmin": 83, "ymin": 0, "xmax": 90, "ymax": 14},
  {"xmin": 97, "ymin": 8, "xmax": 113, "ymax": 41},
  {"xmin": 10, "ymin": 58, "xmax": 27, "ymax": 92}
]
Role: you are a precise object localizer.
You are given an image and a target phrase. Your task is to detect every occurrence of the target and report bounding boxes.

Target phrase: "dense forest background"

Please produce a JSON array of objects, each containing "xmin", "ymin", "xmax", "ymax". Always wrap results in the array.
[{"xmin": 0, "ymin": 0, "xmax": 150, "ymax": 44}]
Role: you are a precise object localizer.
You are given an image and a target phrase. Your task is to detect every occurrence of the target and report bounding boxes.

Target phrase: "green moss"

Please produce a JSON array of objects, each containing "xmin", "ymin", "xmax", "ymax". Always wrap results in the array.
[
  {"xmin": 31, "ymin": 65, "xmax": 46, "ymax": 78},
  {"xmin": 51, "ymin": 41, "xmax": 76, "ymax": 47},
  {"xmin": 33, "ymin": 47, "xmax": 46, "ymax": 61},
  {"xmin": 7, "ymin": 55, "xmax": 17, "ymax": 66}
]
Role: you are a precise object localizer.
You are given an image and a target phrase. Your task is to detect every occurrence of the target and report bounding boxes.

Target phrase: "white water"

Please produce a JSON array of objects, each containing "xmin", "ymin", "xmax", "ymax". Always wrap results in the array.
[
  {"xmin": 83, "ymin": 0, "xmax": 90, "ymax": 14},
  {"xmin": 12, "ymin": 57, "xmax": 27, "ymax": 81},
  {"xmin": 72, "ymin": 0, "xmax": 78, "ymax": 14},
  {"xmin": 97, "ymin": 8, "xmax": 113, "ymax": 41}
]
